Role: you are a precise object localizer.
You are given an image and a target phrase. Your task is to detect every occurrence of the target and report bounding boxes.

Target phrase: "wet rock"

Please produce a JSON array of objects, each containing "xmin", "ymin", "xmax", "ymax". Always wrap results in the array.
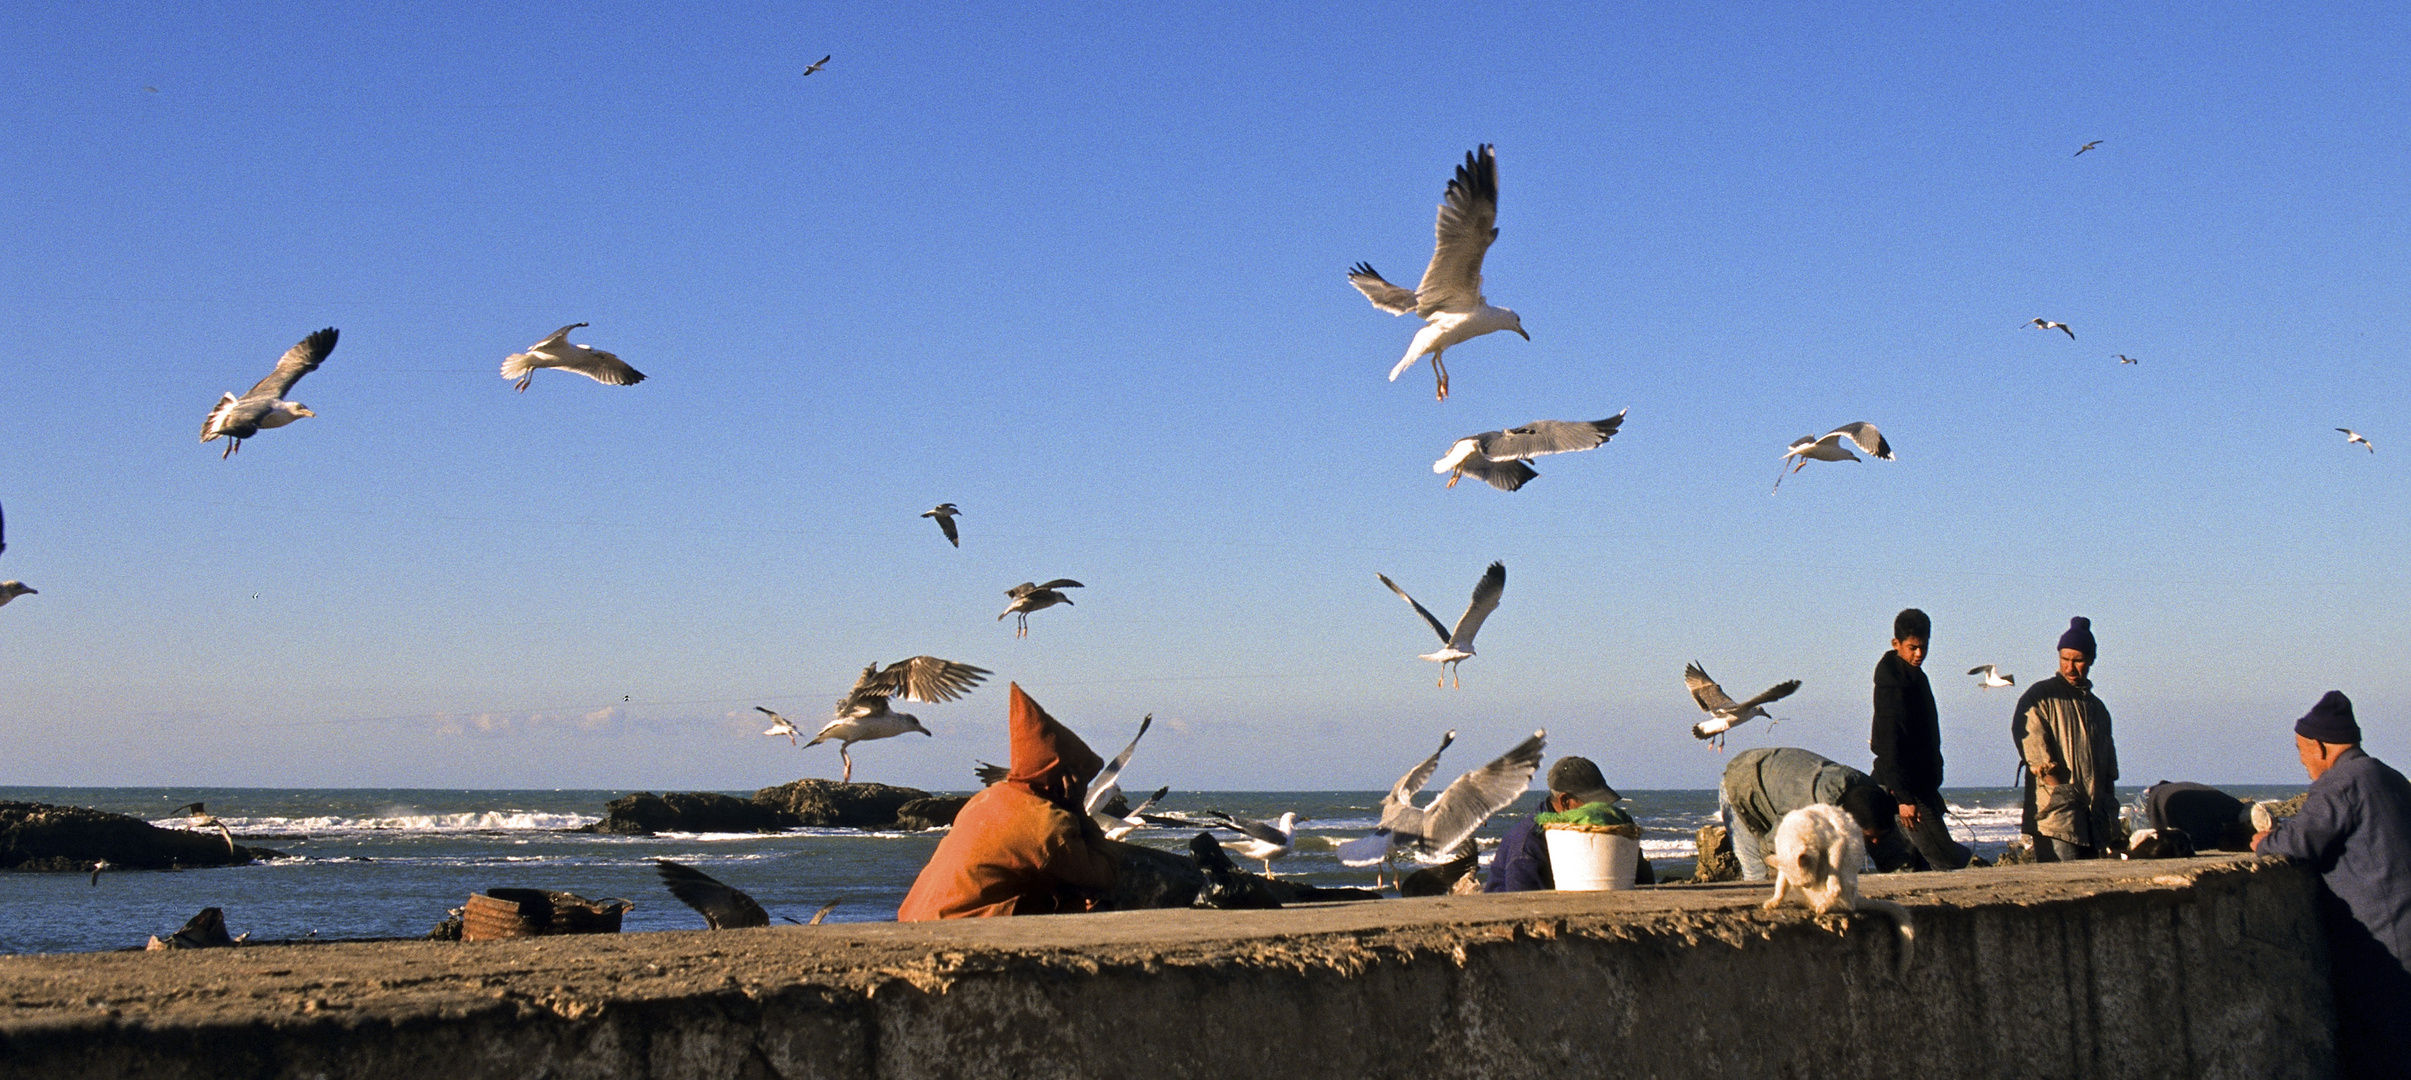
[
  {"xmin": 0, "ymin": 801, "xmax": 267, "ymax": 871},
  {"xmin": 1692, "ymin": 824, "xmax": 1739, "ymax": 882},
  {"xmin": 1997, "ymin": 837, "xmax": 2036, "ymax": 865},
  {"xmin": 893, "ymin": 796, "xmax": 969, "ymax": 831},
  {"xmin": 750, "ymin": 779, "xmax": 932, "ymax": 828},
  {"xmin": 1111, "ymin": 839, "xmax": 1205, "ymax": 909},
  {"xmin": 580, "ymin": 792, "xmax": 794, "ymax": 837}
]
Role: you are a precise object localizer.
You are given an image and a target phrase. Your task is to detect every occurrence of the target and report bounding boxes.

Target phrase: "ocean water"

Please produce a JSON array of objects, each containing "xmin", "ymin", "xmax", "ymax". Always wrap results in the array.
[{"xmin": 0, "ymin": 784, "xmax": 2302, "ymax": 956}]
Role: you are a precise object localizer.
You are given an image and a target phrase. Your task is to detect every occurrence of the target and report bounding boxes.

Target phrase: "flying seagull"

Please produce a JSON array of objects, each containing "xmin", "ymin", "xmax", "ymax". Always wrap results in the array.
[
  {"xmin": 1000, "ymin": 579, "xmax": 1082, "ymax": 637},
  {"xmin": 1213, "ymin": 810, "xmax": 1300, "ymax": 875},
  {"xmin": 922, "ymin": 503, "xmax": 961, "ymax": 547},
  {"xmin": 1, "ymin": 498, "xmax": 7, "ymax": 556},
  {"xmin": 759, "ymin": 656, "xmax": 990, "ymax": 782},
  {"xmin": 1968, "ymin": 664, "xmax": 2016, "ymax": 688},
  {"xmin": 1435, "ymin": 411, "xmax": 1627, "ymax": 491},
  {"xmin": 803, "ymin": 54, "xmax": 831, "ymax": 76},
  {"xmin": 2075, "ymin": 140, "xmax": 2102, "ymax": 156},
  {"xmin": 2116, "ymin": 355, "xmax": 2140, "ymax": 365},
  {"xmin": 2027, "ymin": 318, "xmax": 2076, "ymax": 339},
  {"xmin": 501, "ymin": 323, "xmax": 645, "ymax": 392},
  {"xmin": 1083, "ymin": 714, "xmax": 1153, "ymax": 825},
  {"xmin": 1348, "ymin": 144, "xmax": 1527, "ymax": 402},
  {"xmin": 1776, "ymin": 422, "xmax": 1893, "ymax": 491},
  {"xmin": 200, "ymin": 328, "xmax": 337, "ymax": 458},
  {"xmin": 0, "ymin": 582, "xmax": 33, "ymax": 608},
  {"xmin": 2339, "ymin": 428, "xmax": 2375, "ymax": 453},
  {"xmin": 1336, "ymin": 729, "xmax": 1546, "ymax": 881},
  {"xmin": 167, "ymin": 802, "xmax": 236, "ymax": 853},
  {"xmin": 655, "ymin": 860, "xmax": 769, "ymax": 929},
  {"xmin": 1377, "ymin": 561, "xmax": 1504, "ymax": 688},
  {"xmin": 89, "ymin": 860, "xmax": 108, "ymax": 886},
  {"xmin": 1685, "ymin": 662, "xmax": 1801, "ymax": 749},
  {"xmin": 1096, "ymin": 785, "xmax": 1169, "ymax": 840}
]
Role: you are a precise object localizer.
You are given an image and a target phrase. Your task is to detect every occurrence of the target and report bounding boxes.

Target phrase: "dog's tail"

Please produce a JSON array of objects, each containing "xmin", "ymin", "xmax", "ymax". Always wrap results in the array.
[{"xmin": 1855, "ymin": 897, "xmax": 1916, "ymax": 975}]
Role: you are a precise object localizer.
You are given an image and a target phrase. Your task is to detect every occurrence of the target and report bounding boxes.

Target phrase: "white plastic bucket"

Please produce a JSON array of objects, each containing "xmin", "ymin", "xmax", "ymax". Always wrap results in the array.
[{"xmin": 1543, "ymin": 825, "xmax": 1639, "ymax": 891}]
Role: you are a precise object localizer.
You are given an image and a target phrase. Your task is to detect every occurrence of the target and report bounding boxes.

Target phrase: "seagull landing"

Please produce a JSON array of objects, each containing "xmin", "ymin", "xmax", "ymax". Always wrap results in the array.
[
  {"xmin": 1376, "ymin": 561, "xmax": 1504, "ymax": 688},
  {"xmin": 1000, "ymin": 579, "xmax": 1082, "ymax": 637},
  {"xmin": 655, "ymin": 860, "xmax": 769, "ymax": 929},
  {"xmin": 802, "ymin": 54, "xmax": 831, "ymax": 76},
  {"xmin": 501, "ymin": 323, "xmax": 645, "ymax": 392},
  {"xmin": 1349, "ymin": 145, "xmax": 1527, "ymax": 402},
  {"xmin": 200, "ymin": 328, "xmax": 337, "ymax": 458},
  {"xmin": 761, "ymin": 656, "xmax": 989, "ymax": 782},
  {"xmin": 1685, "ymin": 662, "xmax": 1800, "ymax": 750},
  {"xmin": 1335, "ymin": 729, "xmax": 1546, "ymax": 886},
  {"xmin": 2026, "ymin": 318, "xmax": 2076, "ymax": 339},
  {"xmin": 1968, "ymin": 664, "xmax": 2016, "ymax": 688},
  {"xmin": 2075, "ymin": 140, "xmax": 2102, "ymax": 156},
  {"xmin": 1776, "ymin": 422, "xmax": 1893, "ymax": 491},
  {"xmin": 2339, "ymin": 428, "xmax": 2375, "ymax": 453},
  {"xmin": 1436, "ymin": 411, "xmax": 1626, "ymax": 491},
  {"xmin": 921, "ymin": 503, "xmax": 961, "ymax": 547}
]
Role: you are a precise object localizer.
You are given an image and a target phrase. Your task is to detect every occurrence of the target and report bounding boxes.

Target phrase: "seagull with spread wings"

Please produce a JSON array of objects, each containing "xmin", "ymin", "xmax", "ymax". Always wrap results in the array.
[
  {"xmin": 757, "ymin": 656, "xmax": 990, "ymax": 781},
  {"xmin": 1686, "ymin": 662, "xmax": 1801, "ymax": 749},
  {"xmin": 1082, "ymin": 714, "xmax": 1152, "ymax": 824},
  {"xmin": 1348, "ymin": 144, "xmax": 1528, "ymax": 402},
  {"xmin": 0, "ymin": 582, "xmax": 31, "ymax": 608},
  {"xmin": 802, "ymin": 54, "xmax": 831, "ymax": 76},
  {"xmin": 501, "ymin": 323, "xmax": 645, "ymax": 392},
  {"xmin": 1336, "ymin": 729, "xmax": 1546, "ymax": 883},
  {"xmin": 1435, "ymin": 411, "xmax": 1627, "ymax": 491},
  {"xmin": 1968, "ymin": 664, "xmax": 2016, "ymax": 688},
  {"xmin": 2027, "ymin": 318, "xmax": 2076, "ymax": 339},
  {"xmin": 1000, "ymin": 579, "xmax": 1082, "ymax": 637},
  {"xmin": 2075, "ymin": 140, "xmax": 2102, "ymax": 156},
  {"xmin": 2339, "ymin": 428, "xmax": 2375, "ymax": 453},
  {"xmin": 1213, "ymin": 811, "xmax": 1301, "ymax": 875},
  {"xmin": 200, "ymin": 328, "xmax": 337, "ymax": 458},
  {"xmin": 921, "ymin": 503, "xmax": 961, "ymax": 547},
  {"xmin": 656, "ymin": 860, "xmax": 770, "ymax": 929},
  {"xmin": 1776, "ymin": 422, "xmax": 1893, "ymax": 491},
  {"xmin": 1377, "ymin": 561, "xmax": 1504, "ymax": 688},
  {"xmin": 165, "ymin": 801, "xmax": 236, "ymax": 854}
]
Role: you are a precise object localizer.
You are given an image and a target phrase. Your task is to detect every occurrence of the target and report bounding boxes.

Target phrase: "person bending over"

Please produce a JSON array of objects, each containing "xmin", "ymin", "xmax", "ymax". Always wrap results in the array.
[{"xmin": 1719, "ymin": 746, "xmax": 1912, "ymax": 882}]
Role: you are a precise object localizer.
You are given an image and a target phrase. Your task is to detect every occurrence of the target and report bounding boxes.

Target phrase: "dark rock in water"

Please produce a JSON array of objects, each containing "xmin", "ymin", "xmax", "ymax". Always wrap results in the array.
[
  {"xmin": 0, "ymin": 801, "xmax": 267, "ymax": 871},
  {"xmin": 579, "ymin": 792, "xmax": 794, "ymax": 837},
  {"xmin": 751, "ymin": 779, "xmax": 932, "ymax": 828},
  {"xmin": 1190, "ymin": 832, "xmax": 1282, "ymax": 909},
  {"xmin": 1692, "ymin": 824, "xmax": 1739, "ymax": 883},
  {"xmin": 1109, "ymin": 839, "xmax": 1204, "ymax": 910},
  {"xmin": 894, "ymin": 796, "xmax": 969, "ymax": 831}
]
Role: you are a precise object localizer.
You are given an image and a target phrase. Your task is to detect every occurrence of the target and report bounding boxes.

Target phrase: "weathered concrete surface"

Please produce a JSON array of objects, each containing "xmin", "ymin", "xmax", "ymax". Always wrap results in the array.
[{"xmin": 0, "ymin": 856, "xmax": 2334, "ymax": 1080}]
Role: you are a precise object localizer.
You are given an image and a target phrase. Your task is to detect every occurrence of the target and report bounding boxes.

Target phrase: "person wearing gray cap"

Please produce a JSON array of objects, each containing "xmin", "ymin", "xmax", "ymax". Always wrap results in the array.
[
  {"xmin": 1484, "ymin": 757, "xmax": 1651, "ymax": 891},
  {"xmin": 2254, "ymin": 691, "xmax": 2411, "ymax": 1079}
]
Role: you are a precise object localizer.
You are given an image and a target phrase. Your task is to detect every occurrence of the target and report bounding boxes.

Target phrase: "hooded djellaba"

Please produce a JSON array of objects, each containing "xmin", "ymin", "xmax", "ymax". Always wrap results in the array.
[{"xmin": 898, "ymin": 684, "xmax": 1118, "ymax": 920}]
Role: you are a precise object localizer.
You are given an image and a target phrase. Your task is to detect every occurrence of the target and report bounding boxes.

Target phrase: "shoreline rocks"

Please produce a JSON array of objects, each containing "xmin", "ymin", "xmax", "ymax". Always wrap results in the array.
[
  {"xmin": 1, "ymin": 801, "xmax": 277, "ymax": 872},
  {"xmin": 578, "ymin": 780, "xmax": 957, "ymax": 836}
]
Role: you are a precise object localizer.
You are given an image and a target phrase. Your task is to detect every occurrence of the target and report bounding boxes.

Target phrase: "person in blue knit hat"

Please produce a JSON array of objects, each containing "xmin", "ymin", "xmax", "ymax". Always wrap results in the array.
[
  {"xmin": 2012, "ymin": 617, "xmax": 2119, "ymax": 860},
  {"xmin": 2255, "ymin": 691, "xmax": 2411, "ymax": 1079}
]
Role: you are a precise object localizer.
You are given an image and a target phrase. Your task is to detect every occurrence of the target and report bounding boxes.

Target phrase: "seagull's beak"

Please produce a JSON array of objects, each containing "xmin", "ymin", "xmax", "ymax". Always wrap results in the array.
[
  {"xmin": 1514, "ymin": 328, "xmax": 1530, "ymax": 341},
  {"xmin": 294, "ymin": 406, "xmax": 316, "ymax": 418}
]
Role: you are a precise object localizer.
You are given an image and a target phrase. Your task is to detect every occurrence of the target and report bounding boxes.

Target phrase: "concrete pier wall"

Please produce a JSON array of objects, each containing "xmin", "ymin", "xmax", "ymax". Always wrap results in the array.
[{"xmin": 0, "ymin": 856, "xmax": 2335, "ymax": 1080}]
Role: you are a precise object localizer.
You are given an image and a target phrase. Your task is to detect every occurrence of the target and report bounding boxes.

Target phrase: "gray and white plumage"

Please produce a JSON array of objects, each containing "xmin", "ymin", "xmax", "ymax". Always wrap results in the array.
[
  {"xmin": 1968, "ymin": 664, "xmax": 2016, "ymax": 688},
  {"xmin": 802, "ymin": 54, "xmax": 831, "ymax": 76},
  {"xmin": 760, "ymin": 656, "xmax": 990, "ymax": 781},
  {"xmin": 1435, "ymin": 410, "xmax": 1626, "ymax": 491},
  {"xmin": 1336, "ymin": 728, "xmax": 1546, "ymax": 871},
  {"xmin": 922, "ymin": 503, "xmax": 961, "ymax": 547},
  {"xmin": 1098, "ymin": 785, "xmax": 1170, "ymax": 840},
  {"xmin": 1377, "ymin": 561, "xmax": 1504, "ymax": 688},
  {"xmin": 0, "ymin": 582, "xmax": 33, "ymax": 607},
  {"xmin": 2339, "ymin": 428, "xmax": 2375, "ymax": 453},
  {"xmin": 1686, "ymin": 662, "xmax": 1801, "ymax": 748},
  {"xmin": 655, "ymin": 860, "xmax": 769, "ymax": 929},
  {"xmin": 2116, "ymin": 354, "xmax": 2140, "ymax": 365},
  {"xmin": 200, "ymin": 328, "xmax": 337, "ymax": 458},
  {"xmin": 1000, "ymin": 579, "xmax": 1082, "ymax": 637},
  {"xmin": 502, "ymin": 323, "xmax": 645, "ymax": 392},
  {"xmin": 1214, "ymin": 810, "xmax": 1299, "ymax": 874},
  {"xmin": 1348, "ymin": 145, "xmax": 1527, "ymax": 402},
  {"xmin": 2026, "ymin": 318, "xmax": 2075, "ymax": 339},
  {"xmin": 2075, "ymin": 140, "xmax": 2102, "ymax": 156},
  {"xmin": 1776, "ymin": 422, "xmax": 1893, "ymax": 490},
  {"xmin": 1083, "ymin": 714, "xmax": 1152, "ymax": 824}
]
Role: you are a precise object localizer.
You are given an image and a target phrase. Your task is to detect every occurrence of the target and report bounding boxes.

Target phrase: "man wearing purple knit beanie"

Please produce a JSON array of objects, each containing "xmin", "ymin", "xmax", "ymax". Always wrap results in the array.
[
  {"xmin": 2255, "ymin": 691, "xmax": 2411, "ymax": 1079},
  {"xmin": 2011, "ymin": 617, "xmax": 2119, "ymax": 861}
]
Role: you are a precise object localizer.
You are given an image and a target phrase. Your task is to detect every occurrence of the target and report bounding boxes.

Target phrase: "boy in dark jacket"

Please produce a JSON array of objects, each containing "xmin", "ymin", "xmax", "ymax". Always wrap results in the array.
[{"xmin": 1870, "ymin": 608, "xmax": 1973, "ymax": 870}]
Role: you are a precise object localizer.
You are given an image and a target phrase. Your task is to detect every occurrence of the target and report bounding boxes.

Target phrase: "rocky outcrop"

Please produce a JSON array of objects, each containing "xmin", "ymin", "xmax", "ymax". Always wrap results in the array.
[
  {"xmin": 580, "ymin": 782, "xmax": 956, "ymax": 836},
  {"xmin": 751, "ymin": 779, "xmax": 931, "ymax": 828},
  {"xmin": 892, "ymin": 797, "xmax": 969, "ymax": 831},
  {"xmin": 579, "ymin": 792, "xmax": 792, "ymax": 836},
  {"xmin": 0, "ymin": 801, "xmax": 274, "ymax": 871}
]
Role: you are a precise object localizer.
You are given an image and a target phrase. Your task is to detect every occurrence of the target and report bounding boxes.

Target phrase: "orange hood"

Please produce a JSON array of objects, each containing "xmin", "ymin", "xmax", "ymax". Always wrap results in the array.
[{"xmin": 1003, "ymin": 683, "xmax": 1101, "ymax": 808}]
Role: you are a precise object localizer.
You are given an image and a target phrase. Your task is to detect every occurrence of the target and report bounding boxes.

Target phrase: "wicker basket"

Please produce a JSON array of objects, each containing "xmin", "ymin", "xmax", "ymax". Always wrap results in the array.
[{"xmin": 461, "ymin": 889, "xmax": 630, "ymax": 942}]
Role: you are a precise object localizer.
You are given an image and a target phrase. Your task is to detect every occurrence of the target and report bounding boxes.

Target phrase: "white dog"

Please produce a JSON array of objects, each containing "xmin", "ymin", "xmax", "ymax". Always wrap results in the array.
[{"xmin": 1763, "ymin": 803, "xmax": 1916, "ymax": 973}]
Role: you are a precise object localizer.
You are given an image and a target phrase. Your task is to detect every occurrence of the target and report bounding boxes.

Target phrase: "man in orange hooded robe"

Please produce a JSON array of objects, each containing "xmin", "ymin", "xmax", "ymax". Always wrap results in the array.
[{"xmin": 898, "ymin": 683, "xmax": 1118, "ymax": 920}]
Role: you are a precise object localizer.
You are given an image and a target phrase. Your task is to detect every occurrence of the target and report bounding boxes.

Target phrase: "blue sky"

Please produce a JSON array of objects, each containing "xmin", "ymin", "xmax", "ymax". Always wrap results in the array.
[{"xmin": 1, "ymin": 2, "xmax": 2404, "ymax": 793}]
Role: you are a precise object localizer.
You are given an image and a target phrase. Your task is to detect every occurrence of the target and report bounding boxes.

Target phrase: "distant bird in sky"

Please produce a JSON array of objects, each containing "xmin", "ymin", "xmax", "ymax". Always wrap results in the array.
[
  {"xmin": 1776, "ymin": 422, "xmax": 1893, "ymax": 491},
  {"xmin": 1377, "ymin": 561, "xmax": 1504, "ymax": 688},
  {"xmin": 1000, "ymin": 579, "xmax": 1082, "ymax": 637},
  {"xmin": 2075, "ymin": 140, "xmax": 2102, "ymax": 156},
  {"xmin": 200, "ymin": 327, "xmax": 337, "ymax": 458},
  {"xmin": 2026, "ymin": 318, "xmax": 2076, "ymax": 339},
  {"xmin": 1336, "ymin": 729, "xmax": 1546, "ymax": 879},
  {"xmin": 1968, "ymin": 664, "xmax": 2016, "ymax": 688},
  {"xmin": 1686, "ymin": 662, "xmax": 1801, "ymax": 748},
  {"xmin": 1, "ymin": 498, "xmax": 7, "ymax": 556},
  {"xmin": 761, "ymin": 656, "xmax": 989, "ymax": 782},
  {"xmin": 1435, "ymin": 411, "xmax": 1627, "ymax": 491},
  {"xmin": 1214, "ymin": 810, "xmax": 1300, "ymax": 875},
  {"xmin": 2339, "ymin": 428, "xmax": 2375, "ymax": 453},
  {"xmin": 0, "ymin": 582, "xmax": 32, "ymax": 608},
  {"xmin": 655, "ymin": 860, "xmax": 768, "ymax": 929},
  {"xmin": 921, "ymin": 503, "xmax": 961, "ymax": 547},
  {"xmin": 803, "ymin": 54, "xmax": 831, "ymax": 76},
  {"xmin": 2116, "ymin": 355, "xmax": 2140, "ymax": 365},
  {"xmin": 1349, "ymin": 144, "xmax": 1527, "ymax": 402},
  {"xmin": 143, "ymin": 86, "xmax": 158, "ymax": 93},
  {"xmin": 501, "ymin": 323, "xmax": 645, "ymax": 392}
]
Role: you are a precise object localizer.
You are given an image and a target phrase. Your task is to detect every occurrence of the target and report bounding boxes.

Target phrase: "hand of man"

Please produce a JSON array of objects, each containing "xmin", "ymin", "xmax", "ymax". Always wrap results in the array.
[{"xmin": 1896, "ymin": 800, "xmax": 1921, "ymax": 830}]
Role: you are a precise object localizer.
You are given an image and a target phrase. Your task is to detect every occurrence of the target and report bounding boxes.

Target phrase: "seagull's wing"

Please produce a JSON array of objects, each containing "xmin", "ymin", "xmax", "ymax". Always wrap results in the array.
[
  {"xmin": 973, "ymin": 760, "xmax": 1008, "ymax": 786},
  {"xmin": 935, "ymin": 516, "xmax": 959, "ymax": 546},
  {"xmin": 1213, "ymin": 811, "xmax": 1293, "ymax": 847},
  {"xmin": 1348, "ymin": 263, "xmax": 1419, "ymax": 315},
  {"xmin": 1479, "ymin": 413, "xmax": 1627, "ymax": 461},
  {"xmin": 170, "ymin": 802, "xmax": 206, "ymax": 817},
  {"xmin": 1377, "ymin": 574, "xmax": 1453, "ymax": 645},
  {"xmin": 1034, "ymin": 578, "xmax": 1084, "ymax": 591},
  {"xmin": 808, "ymin": 899, "xmax": 839, "ymax": 925},
  {"xmin": 1006, "ymin": 581, "xmax": 1038, "ymax": 599},
  {"xmin": 1084, "ymin": 714, "xmax": 1151, "ymax": 816},
  {"xmin": 1968, "ymin": 665, "xmax": 1993, "ymax": 677},
  {"xmin": 1685, "ymin": 662, "xmax": 1740, "ymax": 714},
  {"xmin": 554, "ymin": 346, "xmax": 646, "ymax": 387},
  {"xmin": 1, "ymin": 499, "xmax": 7, "ymax": 556},
  {"xmin": 241, "ymin": 328, "xmax": 338, "ymax": 402},
  {"xmin": 1415, "ymin": 145, "xmax": 1499, "ymax": 316},
  {"xmin": 1829, "ymin": 422, "xmax": 1892, "ymax": 460},
  {"xmin": 1404, "ymin": 729, "xmax": 1546, "ymax": 860},
  {"xmin": 1125, "ymin": 785, "xmax": 1170, "ymax": 819},
  {"xmin": 535, "ymin": 323, "xmax": 586, "ymax": 349},
  {"xmin": 864, "ymin": 656, "xmax": 991, "ymax": 704},
  {"xmin": 1456, "ymin": 456, "xmax": 1538, "ymax": 492},
  {"xmin": 1446, "ymin": 561, "xmax": 1506, "ymax": 650},
  {"xmin": 654, "ymin": 860, "xmax": 770, "ymax": 930},
  {"xmin": 1734, "ymin": 679, "xmax": 1802, "ymax": 714},
  {"xmin": 1385, "ymin": 729, "xmax": 1458, "ymax": 814},
  {"xmin": 1335, "ymin": 829, "xmax": 1399, "ymax": 867}
]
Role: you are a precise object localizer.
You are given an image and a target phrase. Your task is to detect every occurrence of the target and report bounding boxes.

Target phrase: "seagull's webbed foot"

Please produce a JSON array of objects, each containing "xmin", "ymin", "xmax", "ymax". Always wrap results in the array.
[
  {"xmin": 515, "ymin": 376, "xmax": 532, "ymax": 393},
  {"xmin": 1432, "ymin": 355, "xmax": 1450, "ymax": 402},
  {"xmin": 840, "ymin": 747, "xmax": 853, "ymax": 784},
  {"xmin": 1445, "ymin": 471, "xmax": 1461, "ymax": 488},
  {"xmin": 221, "ymin": 440, "xmax": 238, "ymax": 460}
]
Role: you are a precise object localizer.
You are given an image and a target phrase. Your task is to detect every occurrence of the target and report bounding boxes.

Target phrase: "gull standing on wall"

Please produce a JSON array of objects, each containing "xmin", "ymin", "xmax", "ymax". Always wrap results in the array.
[
  {"xmin": 1348, "ymin": 144, "xmax": 1527, "ymax": 401},
  {"xmin": 758, "ymin": 656, "xmax": 990, "ymax": 782},
  {"xmin": 1686, "ymin": 663, "xmax": 1801, "ymax": 749},
  {"xmin": 1000, "ymin": 579, "xmax": 1082, "ymax": 637},
  {"xmin": 1336, "ymin": 729, "xmax": 1546, "ymax": 881},
  {"xmin": 200, "ymin": 328, "xmax": 337, "ymax": 458},
  {"xmin": 1775, "ymin": 422, "xmax": 1893, "ymax": 491},
  {"xmin": 1214, "ymin": 811, "xmax": 1300, "ymax": 875},
  {"xmin": 1377, "ymin": 561, "xmax": 1504, "ymax": 688},
  {"xmin": 1435, "ymin": 411, "xmax": 1626, "ymax": 491},
  {"xmin": 502, "ymin": 323, "xmax": 646, "ymax": 392}
]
